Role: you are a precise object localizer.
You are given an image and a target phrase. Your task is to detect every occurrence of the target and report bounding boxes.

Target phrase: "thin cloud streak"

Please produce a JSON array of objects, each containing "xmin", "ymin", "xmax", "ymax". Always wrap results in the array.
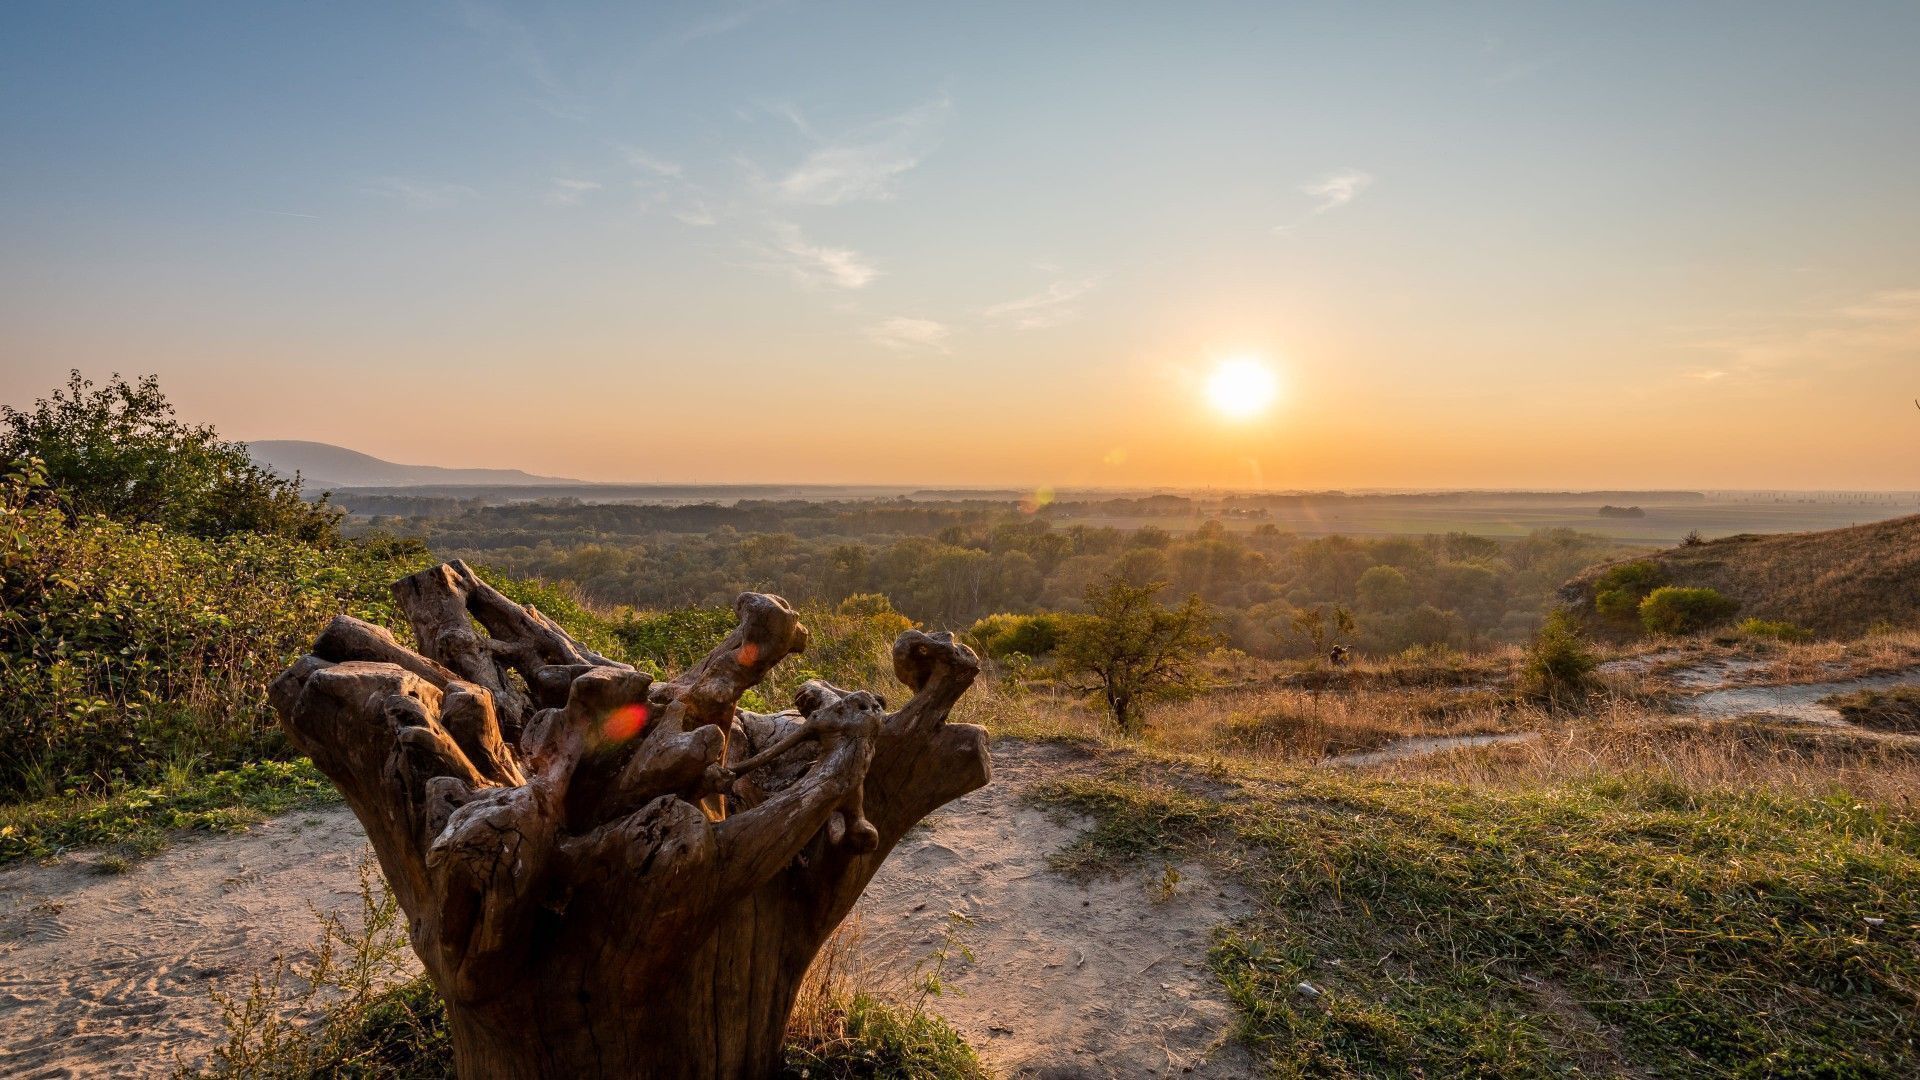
[
  {"xmin": 867, "ymin": 317, "xmax": 951, "ymax": 353},
  {"xmin": 764, "ymin": 222, "xmax": 878, "ymax": 289},
  {"xmin": 983, "ymin": 277, "xmax": 1098, "ymax": 330},
  {"xmin": 773, "ymin": 96, "xmax": 949, "ymax": 205},
  {"xmin": 665, "ymin": 0, "xmax": 785, "ymax": 47},
  {"xmin": 364, "ymin": 177, "xmax": 479, "ymax": 209},
  {"xmin": 544, "ymin": 178, "xmax": 602, "ymax": 206},
  {"xmin": 1301, "ymin": 168, "xmax": 1374, "ymax": 213}
]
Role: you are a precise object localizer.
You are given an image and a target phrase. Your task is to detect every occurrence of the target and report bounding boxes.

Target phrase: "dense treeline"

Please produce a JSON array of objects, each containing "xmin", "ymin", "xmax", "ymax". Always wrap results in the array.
[{"xmin": 376, "ymin": 501, "xmax": 1634, "ymax": 659}]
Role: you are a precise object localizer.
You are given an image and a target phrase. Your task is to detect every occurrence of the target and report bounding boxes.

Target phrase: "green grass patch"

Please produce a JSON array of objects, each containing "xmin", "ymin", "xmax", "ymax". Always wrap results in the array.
[
  {"xmin": 781, "ymin": 990, "xmax": 986, "ymax": 1079},
  {"xmin": 1030, "ymin": 756, "xmax": 1920, "ymax": 1078},
  {"xmin": 0, "ymin": 758, "xmax": 336, "ymax": 865}
]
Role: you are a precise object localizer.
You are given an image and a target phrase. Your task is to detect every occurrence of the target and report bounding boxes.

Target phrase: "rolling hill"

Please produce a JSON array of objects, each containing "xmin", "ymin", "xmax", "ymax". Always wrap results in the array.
[
  {"xmin": 1563, "ymin": 513, "xmax": 1920, "ymax": 635},
  {"xmin": 245, "ymin": 440, "xmax": 580, "ymax": 490}
]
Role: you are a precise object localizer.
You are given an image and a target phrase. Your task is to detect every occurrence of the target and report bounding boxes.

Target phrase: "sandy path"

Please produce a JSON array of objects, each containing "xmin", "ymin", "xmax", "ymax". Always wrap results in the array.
[{"xmin": 0, "ymin": 744, "xmax": 1248, "ymax": 1078}]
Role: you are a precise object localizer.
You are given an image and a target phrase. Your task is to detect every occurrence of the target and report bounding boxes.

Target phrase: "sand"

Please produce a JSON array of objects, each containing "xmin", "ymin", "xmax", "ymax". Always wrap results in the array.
[{"xmin": 0, "ymin": 743, "xmax": 1250, "ymax": 1078}]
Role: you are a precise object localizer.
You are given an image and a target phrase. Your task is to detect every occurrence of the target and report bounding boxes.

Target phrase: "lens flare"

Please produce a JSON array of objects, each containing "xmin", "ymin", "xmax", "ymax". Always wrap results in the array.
[
  {"xmin": 603, "ymin": 703, "xmax": 650, "ymax": 743},
  {"xmin": 1020, "ymin": 486, "xmax": 1055, "ymax": 514},
  {"xmin": 1204, "ymin": 358, "xmax": 1279, "ymax": 420}
]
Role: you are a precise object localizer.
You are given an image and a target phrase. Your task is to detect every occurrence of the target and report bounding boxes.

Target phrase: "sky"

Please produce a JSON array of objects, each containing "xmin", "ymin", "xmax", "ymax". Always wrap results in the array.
[{"xmin": 2, "ymin": 1, "xmax": 1918, "ymax": 490}]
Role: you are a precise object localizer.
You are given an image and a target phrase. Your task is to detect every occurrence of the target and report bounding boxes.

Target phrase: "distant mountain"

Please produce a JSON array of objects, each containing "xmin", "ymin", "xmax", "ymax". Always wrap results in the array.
[{"xmin": 246, "ymin": 440, "xmax": 581, "ymax": 489}]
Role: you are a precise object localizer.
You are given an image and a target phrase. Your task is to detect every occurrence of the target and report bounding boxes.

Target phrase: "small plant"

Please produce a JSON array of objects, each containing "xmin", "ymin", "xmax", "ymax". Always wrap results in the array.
[
  {"xmin": 1518, "ymin": 611, "xmax": 1598, "ymax": 709},
  {"xmin": 1736, "ymin": 617, "xmax": 1813, "ymax": 643},
  {"xmin": 187, "ymin": 857, "xmax": 437, "ymax": 1078},
  {"xmin": 1151, "ymin": 864, "xmax": 1184, "ymax": 903},
  {"xmin": 1638, "ymin": 586, "xmax": 1739, "ymax": 635}
]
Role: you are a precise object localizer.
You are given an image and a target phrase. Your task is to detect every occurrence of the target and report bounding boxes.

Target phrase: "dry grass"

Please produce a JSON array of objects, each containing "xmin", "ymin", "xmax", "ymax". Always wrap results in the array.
[
  {"xmin": 1148, "ymin": 683, "xmax": 1537, "ymax": 763},
  {"xmin": 1372, "ymin": 712, "xmax": 1920, "ymax": 807},
  {"xmin": 1565, "ymin": 513, "xmax": 1920, "ymax": 637},
  {"xmin": 1595, "ymin": 626, "xmax": 1920, "ymax": 692}
]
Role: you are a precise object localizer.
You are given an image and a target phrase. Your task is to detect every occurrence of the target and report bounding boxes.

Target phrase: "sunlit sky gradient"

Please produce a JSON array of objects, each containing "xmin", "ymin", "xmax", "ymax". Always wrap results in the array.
[{"xmin": 3, "ymin": 2, "xmax": 1917, "ymax": 489}]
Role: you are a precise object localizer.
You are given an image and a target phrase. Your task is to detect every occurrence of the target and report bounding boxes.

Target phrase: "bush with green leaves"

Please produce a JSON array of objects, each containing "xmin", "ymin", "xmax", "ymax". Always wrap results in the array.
[
  {"xmin": 1592, "ymin": 559, "xmax": 1665, "ymax": 623},
  {"xmin": 1518, "ymin": 611, "xmax": 1598, "ymax": 708},
  {"xmin": 0, "ymin": 462, "xmax": 429, "ymax": 798},
  {"xmin": 1638, "ymin": 586, "xmax": 1738, "ymax": 636},
  {"xmin": 1736, "ymin": 617, "xmax": 1813, "ymax": 642},
  {"xmin": 967, "ymin": 611, "xmax": 1066, "ymax": 660},
  {"xmin": 2, "ymin": 371, "xmax": 340, "ymax": 543}
]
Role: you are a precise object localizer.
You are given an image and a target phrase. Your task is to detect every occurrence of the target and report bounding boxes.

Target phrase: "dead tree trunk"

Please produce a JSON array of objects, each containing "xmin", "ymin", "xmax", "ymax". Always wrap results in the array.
[{"xmin": 270, "ymin": 561, "xmax": 990, "ymax": 1078}]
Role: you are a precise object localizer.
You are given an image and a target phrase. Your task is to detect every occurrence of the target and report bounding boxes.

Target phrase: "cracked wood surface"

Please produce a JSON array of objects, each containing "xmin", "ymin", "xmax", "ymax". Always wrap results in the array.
[{"xmin": 269, "ymin": 562, "xmax": 990, "ymax": 1078}]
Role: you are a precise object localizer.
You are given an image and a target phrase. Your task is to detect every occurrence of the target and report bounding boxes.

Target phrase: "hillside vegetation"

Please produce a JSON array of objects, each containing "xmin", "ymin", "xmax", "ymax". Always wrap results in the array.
[{"xmin": 1565, "ymin": 514, "xmax": 1920, "ymax": 636}]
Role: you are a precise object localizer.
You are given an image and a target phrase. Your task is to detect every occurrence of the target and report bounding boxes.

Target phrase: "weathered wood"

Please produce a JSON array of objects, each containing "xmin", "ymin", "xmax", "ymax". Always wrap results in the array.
[{"xmin": 270, "ymin": 563, "xmax": 989, "ymax": 1078}]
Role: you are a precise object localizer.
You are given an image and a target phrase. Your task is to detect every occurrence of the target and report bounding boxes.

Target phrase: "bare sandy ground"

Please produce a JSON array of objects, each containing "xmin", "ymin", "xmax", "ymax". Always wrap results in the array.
[{"xmin": 0, "ymin": 743, "xmax": 1250, "ymax": 1078}]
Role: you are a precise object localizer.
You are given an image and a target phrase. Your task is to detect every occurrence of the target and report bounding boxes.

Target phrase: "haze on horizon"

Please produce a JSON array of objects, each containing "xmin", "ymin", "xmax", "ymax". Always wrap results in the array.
[{"xmin": 3, "ymin": 2, "xmax": 1917, "ymax": 491}]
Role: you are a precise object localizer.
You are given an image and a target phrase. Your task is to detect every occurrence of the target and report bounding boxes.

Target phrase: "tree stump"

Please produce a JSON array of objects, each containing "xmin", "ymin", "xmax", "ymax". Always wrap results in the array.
[{"xmin": 269, "ymin": 561, "xmax": 990, "ymax": 1078}]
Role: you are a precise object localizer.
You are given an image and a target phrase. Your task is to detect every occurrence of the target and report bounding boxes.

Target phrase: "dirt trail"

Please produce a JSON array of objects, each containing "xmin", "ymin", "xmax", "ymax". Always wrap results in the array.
[{"xmin": 0, "ymin": 743, "xmax": 1248, "ymax": 1078}]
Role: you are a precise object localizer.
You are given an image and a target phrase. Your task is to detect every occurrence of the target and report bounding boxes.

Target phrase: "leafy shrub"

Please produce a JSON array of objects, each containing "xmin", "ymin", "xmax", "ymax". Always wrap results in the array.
[
  {"xmin": 967, "ymin": 612, "xmax": 1065, "ymax": 660},
  {"xmin": 611, "ymin": 607, "xmax": 739, "ymax": 674},
  {"xmin": 1518, "ymin": 611, "xmax": 1598, "ymax": 708},
  {"xmin": 0, "ymin": 466, "xmax": 428, "ymax": 798},
  {"xmin": 1638, "ymin": 586, "xmax": 1739, "ymax": 635},
  {"xmin": 2, "ymin": 371, "xmax": 340, "ymax": 543},
  {"xmin": 1593, "ymin": 559, "xmax": 1665, "ymax": 623},
  {"xmin": 1737, "ymin": 617, "xmax": 1813, "ymax": 643}
]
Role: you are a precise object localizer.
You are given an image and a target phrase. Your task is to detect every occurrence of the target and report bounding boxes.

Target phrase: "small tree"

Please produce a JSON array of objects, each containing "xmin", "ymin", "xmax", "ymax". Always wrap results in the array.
[
  {"xmin": 1058, "ymin": 574, "xmax": 1219, "ymax": 733},
  {"xmin": 1289, "ymin": 603, "xmax": 1357, "ymax": 659},
  {"xmin": 0, "ymin": 370, "xmax": 340, "ymax": 542}
]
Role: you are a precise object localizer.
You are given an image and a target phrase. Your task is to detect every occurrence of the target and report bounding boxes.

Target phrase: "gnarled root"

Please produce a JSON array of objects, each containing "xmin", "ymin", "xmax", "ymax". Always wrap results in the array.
[{"xmin": 269, "ymin": 563, "xmax": 989, "ymax": 1078}]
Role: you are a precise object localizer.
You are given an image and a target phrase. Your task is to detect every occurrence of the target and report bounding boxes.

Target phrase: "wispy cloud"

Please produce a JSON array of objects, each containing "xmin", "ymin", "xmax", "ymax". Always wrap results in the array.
[
  {"xmin": 251, "ymin": 209, "xmax": 319, "ymax": 220},
  {"xmin": 674, "ymin": 202, "xmax": 719, "ymax": 227},
  {"xmin": 772, "ymin": 96, "xmax": 949, "ymax": 205},
  {"xmin": 983, "ymin": 277, "xmax": 1098, "ymax": 330},
  {"xmin": 763, "ymin": 222, "xmax": 878, "ymax": 289},
  {"xmin": 449, "ymin": 0, "xmax": 586, "ymax": 120},
  {"xmin": 867, "ymin": 317, "xmax": 951, "ymax": 353},
  {"xmin": 544, "ymin": 177, "xmax": 602, "ymax": 206},
  {"xmin": 618, "ymin": 146, "xmax": 683, "ymax": 178},
  {"xmin": 364, "ymin": 177, "xmax": 479, "ymax": 209},
  {"xmin": 1274, "ymin": 168, "xmax": 1374, "ymax": 235},
  {"xmin": 666, "ymin": 0, "xmax": 785, "ymax": 47},
  {"xmin": 1301, "ymin": 168, "xmax": 1374, "ymax": 213}
]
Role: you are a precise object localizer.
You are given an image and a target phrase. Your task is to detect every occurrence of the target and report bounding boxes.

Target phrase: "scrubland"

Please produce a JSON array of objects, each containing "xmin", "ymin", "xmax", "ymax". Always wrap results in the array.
[{"xmin": 6, "ymin": 375, "xmax": 1918, "ymax": 1077}]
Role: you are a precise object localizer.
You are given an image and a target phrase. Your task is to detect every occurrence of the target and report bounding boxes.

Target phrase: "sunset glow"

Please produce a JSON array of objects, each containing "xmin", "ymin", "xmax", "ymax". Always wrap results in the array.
[
  {"xmin": 1204, "ymin": 359, "xmax": 1280, "ymax": 421},
  {"xmin": 1, "ymin": 5, "xmax": 1916, "ymax": 489}
]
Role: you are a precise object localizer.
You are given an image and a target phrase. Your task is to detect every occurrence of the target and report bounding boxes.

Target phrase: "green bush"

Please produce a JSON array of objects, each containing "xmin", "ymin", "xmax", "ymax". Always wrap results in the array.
[
  {"xmin": 1638, "ymin": 586, "xmax": 1739, "ymax": 635},
  {"xmin": 1593, "ymin": 559, "xmax": 1665, "ymax": 623},
  {"xmin": 2, "ymin": 371, "xmax": 340, "ymax": 543},
  {"xmin": 0, "ymin": 467, "xmax": 428, "ymax": 798},
  {"xmin": 967, "ymin": 611, "xmax": 1065, "ymax": 660},
  {"xmin": 1736, "ymin": 617, "xmax": 1813, "ymax": 642},
  {"xmin": 1518, "ymin": 611, "xmax": 1598, "ymax": 708},
  {"xmin": 611, "ymin": 607, "xmax": 739, "ymax": 674}
]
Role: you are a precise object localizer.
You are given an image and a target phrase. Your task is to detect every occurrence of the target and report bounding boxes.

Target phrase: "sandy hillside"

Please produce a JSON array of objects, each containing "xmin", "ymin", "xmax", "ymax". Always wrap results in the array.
[{"xmin": 0, "ymin": 743, "xmax": 1249, "ymax": 1078}]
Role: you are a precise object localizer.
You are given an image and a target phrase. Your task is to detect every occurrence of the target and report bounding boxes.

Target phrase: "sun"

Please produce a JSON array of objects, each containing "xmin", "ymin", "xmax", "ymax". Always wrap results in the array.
[{"xmin": 1204, "ymin": 357, "xmax": 1279, "ymax": 420}]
